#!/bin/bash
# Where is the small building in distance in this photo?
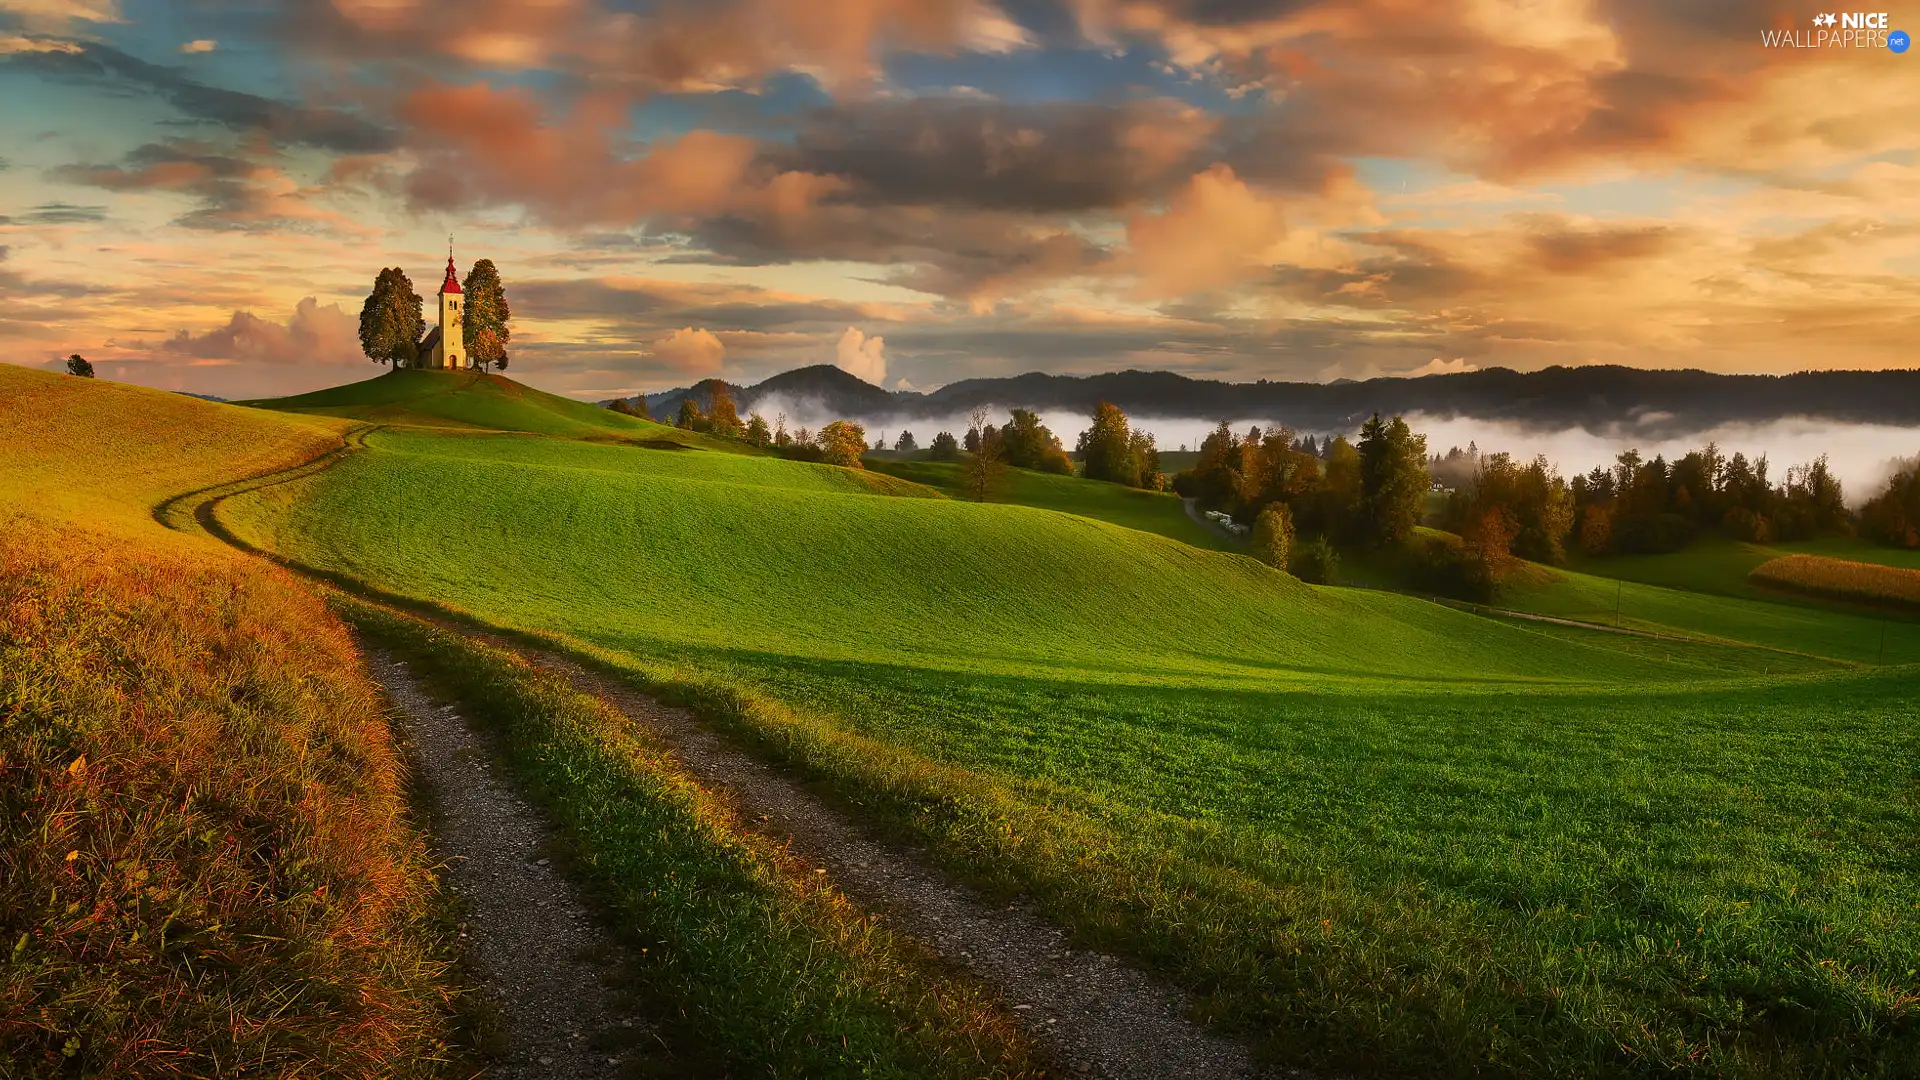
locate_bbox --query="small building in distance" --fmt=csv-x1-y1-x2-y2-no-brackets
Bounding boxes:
416,251,468,369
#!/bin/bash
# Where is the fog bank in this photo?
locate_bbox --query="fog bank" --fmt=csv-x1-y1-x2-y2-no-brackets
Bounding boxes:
743,394,1920,504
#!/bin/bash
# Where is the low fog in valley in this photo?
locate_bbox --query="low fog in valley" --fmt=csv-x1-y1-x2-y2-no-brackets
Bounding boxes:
747,394,1920,506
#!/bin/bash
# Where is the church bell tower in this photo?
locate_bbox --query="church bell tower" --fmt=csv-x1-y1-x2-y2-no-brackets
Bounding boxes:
436,243,465,369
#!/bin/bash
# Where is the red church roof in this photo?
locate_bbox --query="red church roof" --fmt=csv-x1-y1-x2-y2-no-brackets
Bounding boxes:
440,253,462,295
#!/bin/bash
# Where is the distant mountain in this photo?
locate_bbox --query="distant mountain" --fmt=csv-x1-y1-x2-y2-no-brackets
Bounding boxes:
636,364,912,420
611,364,1920,439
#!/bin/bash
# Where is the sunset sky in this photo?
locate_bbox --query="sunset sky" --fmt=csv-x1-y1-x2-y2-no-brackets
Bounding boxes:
2,0,1916,400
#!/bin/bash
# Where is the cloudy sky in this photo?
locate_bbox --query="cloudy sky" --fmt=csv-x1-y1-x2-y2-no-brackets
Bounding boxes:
2,0,1916,400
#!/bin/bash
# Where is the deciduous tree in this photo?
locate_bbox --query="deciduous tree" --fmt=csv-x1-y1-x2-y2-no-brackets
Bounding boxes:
460,258,512,372
744,413,771,447
961,407,1007,501
65,354,94,378
358,267,424,368
818,420,869,468
699,380,740,438
1250,504,1294,570
929,431,960,461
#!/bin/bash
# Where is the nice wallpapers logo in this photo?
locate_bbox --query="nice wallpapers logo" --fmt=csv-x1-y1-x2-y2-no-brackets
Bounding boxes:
1762,11,1911,50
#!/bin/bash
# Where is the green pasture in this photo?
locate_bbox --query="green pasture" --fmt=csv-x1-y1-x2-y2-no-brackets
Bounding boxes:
867,457,1233,550
1502,558,1920,665
222,419,1920,1078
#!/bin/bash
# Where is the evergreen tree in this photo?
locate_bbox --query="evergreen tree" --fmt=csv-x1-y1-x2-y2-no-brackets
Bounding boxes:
358,267,424,368
1356,413,1429,547
460,258,511,371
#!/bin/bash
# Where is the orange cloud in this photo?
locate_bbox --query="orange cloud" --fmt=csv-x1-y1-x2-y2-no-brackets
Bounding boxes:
399,83,843,227
650,327,726,373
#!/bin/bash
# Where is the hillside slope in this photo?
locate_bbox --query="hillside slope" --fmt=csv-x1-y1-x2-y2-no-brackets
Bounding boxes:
1,364,348,537
252,368,737,447
217,416,1920,1078
0,365,454,1076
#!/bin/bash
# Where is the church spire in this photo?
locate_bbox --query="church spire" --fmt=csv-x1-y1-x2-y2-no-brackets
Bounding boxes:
441,237,462,295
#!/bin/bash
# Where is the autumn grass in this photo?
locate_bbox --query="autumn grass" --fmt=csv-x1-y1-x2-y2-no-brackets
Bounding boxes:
0,520,455,1077
0,366,461,1076
223,421,1920,1078
1750,553,1920,613
339,595,1047,1079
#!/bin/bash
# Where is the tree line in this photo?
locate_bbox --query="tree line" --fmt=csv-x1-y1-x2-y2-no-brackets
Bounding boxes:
624,379,873,469
357,261,511,370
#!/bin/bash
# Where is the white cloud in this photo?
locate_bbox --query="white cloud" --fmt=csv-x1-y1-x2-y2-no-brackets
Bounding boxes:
1408,357,1480,377
835,326,886,384
651,327,725,374
179,39,217,53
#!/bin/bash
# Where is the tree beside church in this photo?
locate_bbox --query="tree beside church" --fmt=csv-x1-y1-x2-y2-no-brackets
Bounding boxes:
359,249,511,371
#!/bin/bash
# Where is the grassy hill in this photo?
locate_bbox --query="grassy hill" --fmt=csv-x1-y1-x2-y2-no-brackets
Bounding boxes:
1,364,348,537
218,408,1920,1078
248,367,739,448
0,366,454,1075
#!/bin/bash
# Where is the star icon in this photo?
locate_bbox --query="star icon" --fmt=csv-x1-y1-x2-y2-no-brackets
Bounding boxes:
1813,12,1835,25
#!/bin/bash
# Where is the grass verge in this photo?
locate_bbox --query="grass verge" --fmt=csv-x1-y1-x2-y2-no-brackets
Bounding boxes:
0,519,456,1077
336,594,1047,1079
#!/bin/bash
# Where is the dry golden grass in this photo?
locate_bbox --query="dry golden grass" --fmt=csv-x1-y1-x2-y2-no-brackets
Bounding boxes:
1749,553,1920,613
0,368,456,1076
0,520,456,1076
0,364,348,538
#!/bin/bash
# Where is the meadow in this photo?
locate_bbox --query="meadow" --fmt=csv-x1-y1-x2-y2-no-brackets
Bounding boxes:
1500,557,1920,665
868,456,1234,549
220,385,1920,1079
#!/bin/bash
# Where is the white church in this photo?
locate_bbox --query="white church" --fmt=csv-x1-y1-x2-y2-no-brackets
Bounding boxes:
417,251,468,369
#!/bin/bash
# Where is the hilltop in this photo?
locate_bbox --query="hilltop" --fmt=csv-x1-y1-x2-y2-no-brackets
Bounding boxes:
253,367,734,447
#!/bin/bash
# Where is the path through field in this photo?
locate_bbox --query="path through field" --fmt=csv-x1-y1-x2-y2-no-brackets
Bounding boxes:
364,647,664,1079
178,436,1293,1080
498,643,1289,1080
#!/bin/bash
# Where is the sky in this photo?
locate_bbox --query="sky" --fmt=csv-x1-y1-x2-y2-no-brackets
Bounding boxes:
2,0,1917,401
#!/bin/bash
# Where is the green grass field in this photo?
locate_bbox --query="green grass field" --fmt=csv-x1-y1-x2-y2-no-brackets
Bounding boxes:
220,398,1920,1079
248,368,742,450
867,457,1234,549
1501,554,1920,666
